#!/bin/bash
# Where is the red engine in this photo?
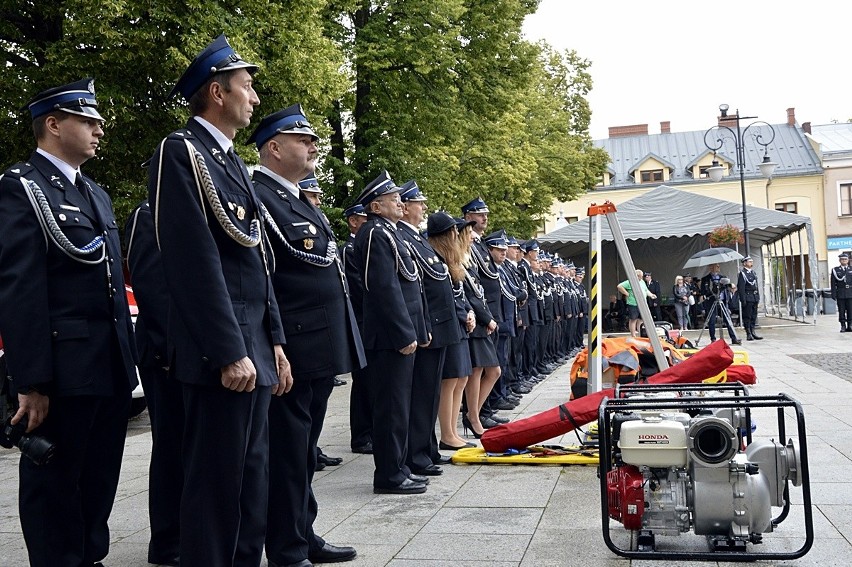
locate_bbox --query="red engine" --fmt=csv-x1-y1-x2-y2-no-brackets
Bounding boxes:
606,464,644,531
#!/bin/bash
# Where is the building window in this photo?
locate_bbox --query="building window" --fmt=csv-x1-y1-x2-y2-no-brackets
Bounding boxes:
640,169,663,183
775,202,797,214
698,165,716,179
565,216,578,224
841,183,852,216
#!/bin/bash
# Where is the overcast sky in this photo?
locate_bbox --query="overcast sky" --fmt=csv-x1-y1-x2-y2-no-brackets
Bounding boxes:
522,0,851,140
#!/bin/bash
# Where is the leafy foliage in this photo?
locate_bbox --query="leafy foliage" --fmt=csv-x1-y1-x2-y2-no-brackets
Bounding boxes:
0,0,607,240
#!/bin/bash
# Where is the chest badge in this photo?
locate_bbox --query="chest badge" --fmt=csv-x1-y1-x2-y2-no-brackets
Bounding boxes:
236,205,246,220
309,224,317,235
303,238,314,250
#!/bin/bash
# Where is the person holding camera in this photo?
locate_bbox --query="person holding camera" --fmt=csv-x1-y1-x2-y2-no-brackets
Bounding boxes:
700,264,741,344
0,79,138,567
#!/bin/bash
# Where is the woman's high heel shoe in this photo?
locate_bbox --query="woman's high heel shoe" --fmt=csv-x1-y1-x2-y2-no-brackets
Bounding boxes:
461,415,483,439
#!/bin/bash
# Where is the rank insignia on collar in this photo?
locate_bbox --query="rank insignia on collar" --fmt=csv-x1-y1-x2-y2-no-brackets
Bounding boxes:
236,205,246,220
11,168,20,174
228,202,235,211
303,238,314,250
309,224,317,235
211,148,225,165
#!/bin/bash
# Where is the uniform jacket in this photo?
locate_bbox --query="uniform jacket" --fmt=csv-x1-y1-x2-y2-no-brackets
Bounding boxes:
341,234,364,325
464,265,494,339
354,214,429,350
0,152,137,395
831,265,852,299
646,279,661,308
518,259,541,324
504,261,529,326
147,118,284,387
253,170,365,380
471,237,503,323
125,201,169,370
737,268,760,303
398,223,461,349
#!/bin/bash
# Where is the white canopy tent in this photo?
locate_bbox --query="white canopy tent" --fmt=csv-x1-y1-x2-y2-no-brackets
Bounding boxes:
539,185,819,323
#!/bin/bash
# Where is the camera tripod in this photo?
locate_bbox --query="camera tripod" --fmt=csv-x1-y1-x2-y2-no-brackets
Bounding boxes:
695,293,739,346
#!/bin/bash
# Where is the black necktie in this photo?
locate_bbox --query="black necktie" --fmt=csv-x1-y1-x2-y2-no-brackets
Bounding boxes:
75,173,91,207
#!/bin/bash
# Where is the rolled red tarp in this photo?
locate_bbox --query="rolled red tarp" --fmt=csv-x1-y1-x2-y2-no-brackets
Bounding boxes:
481,340,752,453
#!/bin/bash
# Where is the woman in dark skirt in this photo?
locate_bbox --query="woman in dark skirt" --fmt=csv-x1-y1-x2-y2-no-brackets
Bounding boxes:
427,213,475,450
457,220,499,438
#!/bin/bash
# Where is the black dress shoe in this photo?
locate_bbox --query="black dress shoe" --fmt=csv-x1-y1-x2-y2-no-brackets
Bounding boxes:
268,560,312,567
374,478,427,494
434,455,452,465
317,453,343,467
412,463,443,476
490,415,509,424
438,440,468,450
309,542,357,563
148,554,179,566
480,415,499,428
731,339,742,345
333,377,347,387
408,473,430,484
351,443,373,454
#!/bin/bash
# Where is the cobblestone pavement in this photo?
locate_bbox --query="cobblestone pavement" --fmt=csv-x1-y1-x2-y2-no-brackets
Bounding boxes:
2,314,852,566
789,352,852,382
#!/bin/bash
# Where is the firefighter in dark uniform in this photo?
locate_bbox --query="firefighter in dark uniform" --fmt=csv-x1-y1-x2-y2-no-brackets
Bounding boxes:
398,180,459,474
125,201,183,566
0,78,138,567
341,204,373,453
147,34,292,567
518,240,543,380
248,105,362,566
737,256,763,340
354,171,430,494
831,252,852,332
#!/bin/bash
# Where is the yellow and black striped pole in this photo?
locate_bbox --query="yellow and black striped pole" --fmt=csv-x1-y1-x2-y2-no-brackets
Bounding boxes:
586,202,614,394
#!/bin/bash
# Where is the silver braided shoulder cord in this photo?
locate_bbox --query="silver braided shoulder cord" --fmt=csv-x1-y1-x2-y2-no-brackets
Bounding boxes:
471,244,499,280
185,141,261,248
20,176,106,264
408,241,448,281
259,203,337,267
384,228,419,282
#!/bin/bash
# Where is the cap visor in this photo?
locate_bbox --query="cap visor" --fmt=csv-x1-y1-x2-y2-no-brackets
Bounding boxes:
62,107,105,121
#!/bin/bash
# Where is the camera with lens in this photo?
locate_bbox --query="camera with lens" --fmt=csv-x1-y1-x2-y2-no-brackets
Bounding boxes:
0,415,56,465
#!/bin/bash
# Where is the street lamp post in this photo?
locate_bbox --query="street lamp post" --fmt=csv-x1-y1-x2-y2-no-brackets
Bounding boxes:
703,104,777,254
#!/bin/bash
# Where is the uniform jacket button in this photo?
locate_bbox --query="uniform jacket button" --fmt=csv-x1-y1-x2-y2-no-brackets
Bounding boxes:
296,324,302,331
202,356,209,363
52,331,59,337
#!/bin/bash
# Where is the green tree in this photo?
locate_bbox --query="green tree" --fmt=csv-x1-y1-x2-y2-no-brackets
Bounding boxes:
0,0,345,224
320,0,607,238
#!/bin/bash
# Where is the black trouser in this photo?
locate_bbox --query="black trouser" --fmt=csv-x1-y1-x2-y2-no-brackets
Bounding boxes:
511,328,525,381
139,364,184,562
407,346,446,471
367,348,415,488
838,295,852,328
741,301,758,331
523,324,540,376
19,392,130,567
180,383,270,567
349,366,372,449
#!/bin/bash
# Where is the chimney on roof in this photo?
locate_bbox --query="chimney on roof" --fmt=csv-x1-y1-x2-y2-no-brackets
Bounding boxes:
787,107,796,126
660,121,671,134
608,124,649,138
802,121,811,134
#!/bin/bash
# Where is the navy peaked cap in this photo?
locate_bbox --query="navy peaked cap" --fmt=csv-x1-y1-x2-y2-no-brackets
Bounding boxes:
484,229,508,249
298,173,322,193
399,180,427,202
170,34,258,100
344,203,367,217
520,239,539,253
461,197,489,215
248,103,318,148
27,78,104,121
355,170,401,206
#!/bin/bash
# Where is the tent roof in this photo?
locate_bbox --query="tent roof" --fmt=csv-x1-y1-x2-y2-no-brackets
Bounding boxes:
539,185,811,249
